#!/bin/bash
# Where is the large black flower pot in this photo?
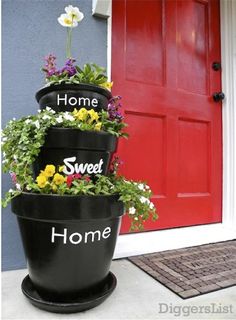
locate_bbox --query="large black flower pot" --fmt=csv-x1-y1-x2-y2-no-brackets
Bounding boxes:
11,193,124,312
35,83,112,112
33,128,118,177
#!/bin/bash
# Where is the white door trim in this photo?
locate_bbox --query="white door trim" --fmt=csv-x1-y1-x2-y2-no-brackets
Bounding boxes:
221,0,236,231
106,0,236,259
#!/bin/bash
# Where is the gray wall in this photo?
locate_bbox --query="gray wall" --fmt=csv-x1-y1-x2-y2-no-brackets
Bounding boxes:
2,0,108,271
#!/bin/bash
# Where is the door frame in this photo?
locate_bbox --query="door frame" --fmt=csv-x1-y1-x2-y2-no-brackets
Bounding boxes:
104,0,236,258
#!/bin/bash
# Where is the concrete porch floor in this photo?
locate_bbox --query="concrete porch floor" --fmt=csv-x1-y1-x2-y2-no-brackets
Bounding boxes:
2,259,236,319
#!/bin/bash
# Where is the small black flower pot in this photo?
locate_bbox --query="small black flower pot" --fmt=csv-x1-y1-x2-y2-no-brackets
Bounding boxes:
11,193,124,311
35,83,112,112
33,128,118,177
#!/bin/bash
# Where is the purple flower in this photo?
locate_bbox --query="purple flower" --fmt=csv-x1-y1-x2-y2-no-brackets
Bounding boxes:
108,96,123,122
43,53,58,77
42,56,78,79
60,58,77,76
109,156,124,174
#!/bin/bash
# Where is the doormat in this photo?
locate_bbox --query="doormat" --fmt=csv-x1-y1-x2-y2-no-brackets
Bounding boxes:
128,240,236,299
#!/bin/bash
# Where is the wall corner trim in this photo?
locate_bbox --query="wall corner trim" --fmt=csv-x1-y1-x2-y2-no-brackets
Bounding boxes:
221,0,236,230
92,0,111,18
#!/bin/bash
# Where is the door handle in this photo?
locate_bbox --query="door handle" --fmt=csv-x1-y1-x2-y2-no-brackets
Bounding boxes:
213,92,225,102
212,62,221,71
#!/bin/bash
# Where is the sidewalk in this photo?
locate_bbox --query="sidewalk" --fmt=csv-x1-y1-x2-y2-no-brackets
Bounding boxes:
2,259,236,319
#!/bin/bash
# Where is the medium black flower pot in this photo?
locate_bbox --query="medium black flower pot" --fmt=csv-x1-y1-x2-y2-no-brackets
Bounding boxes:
35,83,112,112
11,193,124,311
33,128,118,177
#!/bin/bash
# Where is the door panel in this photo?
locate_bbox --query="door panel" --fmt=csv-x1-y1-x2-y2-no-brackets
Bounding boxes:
112,0,222,233
176,0,209,94
125,0,164,85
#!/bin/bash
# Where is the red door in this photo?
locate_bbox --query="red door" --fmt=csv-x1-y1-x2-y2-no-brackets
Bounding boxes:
112,0,222,233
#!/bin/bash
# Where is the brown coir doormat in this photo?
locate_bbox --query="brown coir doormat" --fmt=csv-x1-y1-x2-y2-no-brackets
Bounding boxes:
128,240,236,299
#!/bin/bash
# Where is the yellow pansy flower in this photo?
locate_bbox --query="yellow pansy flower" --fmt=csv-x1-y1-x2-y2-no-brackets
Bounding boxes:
73,108,88,121
72,108,79,117
38,170,47,178
44,165,56,177
36,175,48,188
94,122,102,131
88,109,99,122
100,81,113,91
53,173,66,185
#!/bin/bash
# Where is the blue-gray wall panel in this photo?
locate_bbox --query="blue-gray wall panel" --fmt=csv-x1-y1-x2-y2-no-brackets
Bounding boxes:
2,0,107,271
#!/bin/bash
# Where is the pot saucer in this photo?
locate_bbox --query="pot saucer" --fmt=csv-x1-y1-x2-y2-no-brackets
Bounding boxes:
21,272,117,314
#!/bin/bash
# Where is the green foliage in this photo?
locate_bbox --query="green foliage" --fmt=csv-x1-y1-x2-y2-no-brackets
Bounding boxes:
2,108,158,231
4,171,158,231
46,63,110,87
73,64,108,85
2,107,127,194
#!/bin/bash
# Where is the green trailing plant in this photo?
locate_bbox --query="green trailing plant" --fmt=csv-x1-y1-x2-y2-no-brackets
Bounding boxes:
3,160,157,231
2,107,127,190
2,109,158,231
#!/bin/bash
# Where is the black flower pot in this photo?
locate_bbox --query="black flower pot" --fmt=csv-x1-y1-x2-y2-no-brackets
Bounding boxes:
11,193,124,311
35,83,112,112
33,128,118,177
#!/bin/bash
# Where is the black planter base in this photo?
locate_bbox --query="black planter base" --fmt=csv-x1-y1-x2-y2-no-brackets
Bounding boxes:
21,272,117,314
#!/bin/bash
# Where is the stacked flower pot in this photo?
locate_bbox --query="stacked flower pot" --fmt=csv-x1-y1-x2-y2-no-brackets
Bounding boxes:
11,83,124,313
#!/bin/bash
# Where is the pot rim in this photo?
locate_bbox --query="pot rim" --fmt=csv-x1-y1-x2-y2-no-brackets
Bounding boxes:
35,83,112,102
47,127,114,137
17,191,120,199
11,191,124,221
42,127,118,151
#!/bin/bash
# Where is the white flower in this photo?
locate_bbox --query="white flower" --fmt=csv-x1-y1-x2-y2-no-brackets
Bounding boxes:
46,107,55,114
138,183,145,191
63,113,75,121
145,185,150,190
34,120,40,129
13,155,17,160
149,202,155,210
65,5,84,22
42,115,51,120
8,189,14,193
134,217,139,221
25,119,32,124
12,117,16,121
56,116,63,123
16,183,21,190
2,137,7,142
37,109,41,113
140,196,150,204
58,13,78,28
129,207,136,215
